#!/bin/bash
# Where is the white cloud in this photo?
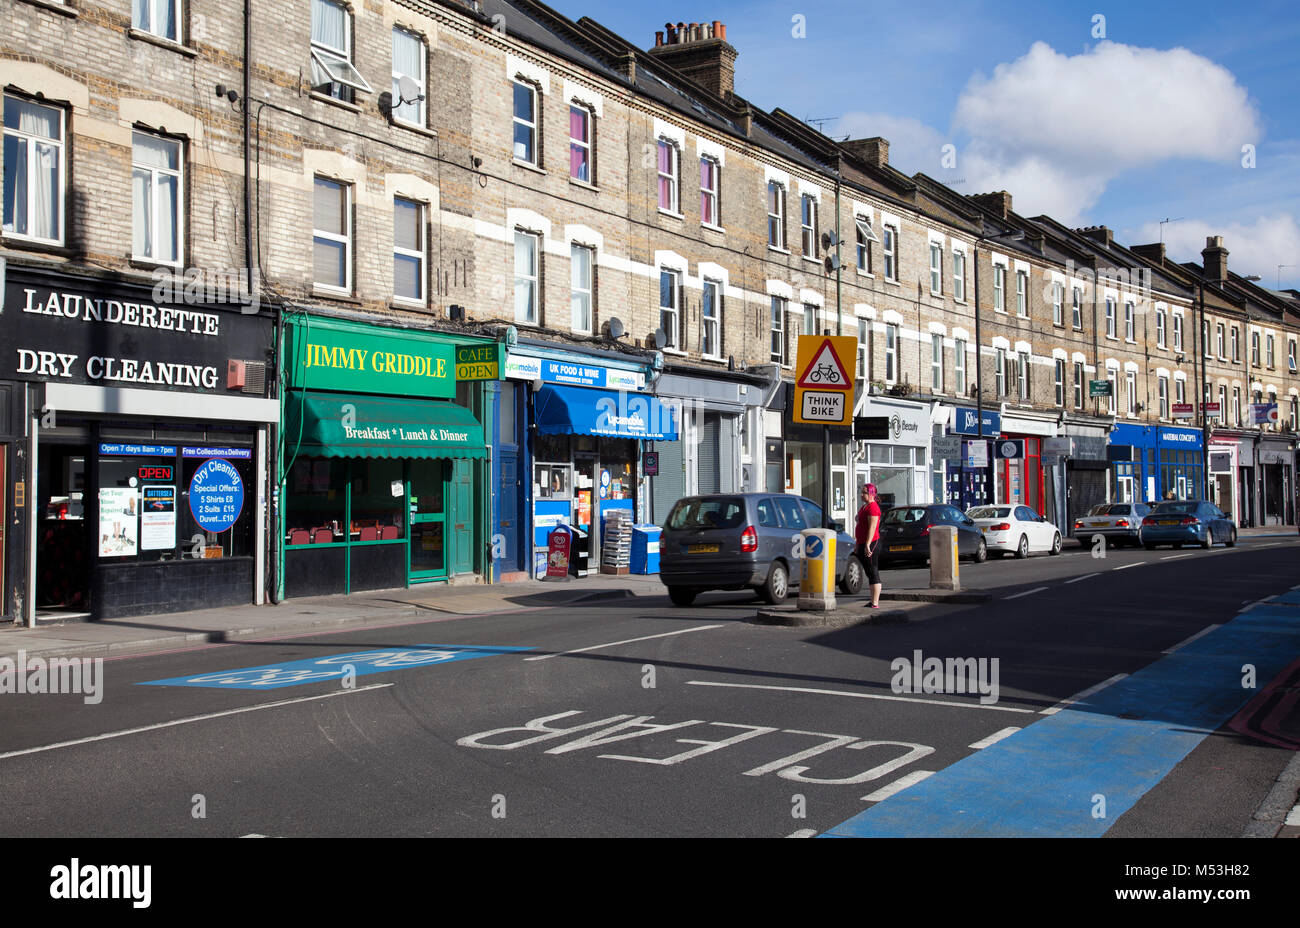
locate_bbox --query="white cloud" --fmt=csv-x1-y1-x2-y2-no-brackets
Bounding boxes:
1133,215,1300,287
946,40,1263,221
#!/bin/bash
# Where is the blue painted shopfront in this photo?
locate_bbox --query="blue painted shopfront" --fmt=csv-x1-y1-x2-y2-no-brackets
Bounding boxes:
490,347,668,581
1107,424,1204,503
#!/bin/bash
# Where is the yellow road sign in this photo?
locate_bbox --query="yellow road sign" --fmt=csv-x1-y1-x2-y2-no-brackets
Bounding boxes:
794,335,856,425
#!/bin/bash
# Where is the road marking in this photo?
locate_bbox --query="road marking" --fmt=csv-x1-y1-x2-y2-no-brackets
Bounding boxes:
787,828,817,838
1160,553,1195,560
1287,804,1300,827
685,680,1035,714
1063,573,1100,585
1163,625,1222,654
141,645,530,689
1113,563,1143,570
0,683,393,760
969,727,1021,749
1004,586,1048,600
861,769,935,802
1039,674,1128,715
524,625,725,662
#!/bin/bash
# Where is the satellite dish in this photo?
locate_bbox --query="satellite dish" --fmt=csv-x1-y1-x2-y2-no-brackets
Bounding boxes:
606,317,626,340
397,75,424,105
651,329,667,350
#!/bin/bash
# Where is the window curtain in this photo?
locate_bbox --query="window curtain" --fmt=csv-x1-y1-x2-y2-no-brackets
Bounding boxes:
133,167,152,258
391,29,422,124
5,100,60,240
312,0,346,51
569,108,588,181
657,142,672,208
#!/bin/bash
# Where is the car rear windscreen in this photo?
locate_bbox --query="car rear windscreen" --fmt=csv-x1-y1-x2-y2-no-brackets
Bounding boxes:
1152,502,1197,514
884,507,928,525
968,507,1011,519
667,497,746,531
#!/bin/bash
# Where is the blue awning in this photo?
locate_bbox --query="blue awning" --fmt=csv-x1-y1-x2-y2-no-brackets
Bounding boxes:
535,385,678,441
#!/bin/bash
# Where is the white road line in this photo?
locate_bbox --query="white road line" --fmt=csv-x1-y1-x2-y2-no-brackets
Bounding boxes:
1113,563,1143,571
786,828,818,838
1039,674,1128,715
969,726,1022,749
1160,553,1195,560
685,680,1036,714
523,624,725,662
1063,573,1101,585
1162,625,1222,654
1286,804,1300,827
0,683,394,761
1004,586,1049,600
861,770,935,802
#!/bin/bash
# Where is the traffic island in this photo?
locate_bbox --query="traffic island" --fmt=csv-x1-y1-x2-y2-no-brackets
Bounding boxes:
881,590,993,604
753,604,911,627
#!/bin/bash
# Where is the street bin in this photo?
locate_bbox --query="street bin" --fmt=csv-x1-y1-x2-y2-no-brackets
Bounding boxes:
630,524,662,574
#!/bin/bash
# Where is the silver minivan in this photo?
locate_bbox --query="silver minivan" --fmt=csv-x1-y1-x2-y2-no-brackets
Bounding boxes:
658,493,864,606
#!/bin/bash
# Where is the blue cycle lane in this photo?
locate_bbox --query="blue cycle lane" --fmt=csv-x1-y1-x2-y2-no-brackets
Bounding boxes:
823,595,1300,838
139,645,532,690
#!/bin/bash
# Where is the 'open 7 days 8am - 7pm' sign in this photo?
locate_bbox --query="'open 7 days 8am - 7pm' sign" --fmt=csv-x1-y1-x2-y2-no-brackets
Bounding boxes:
794,335,857,426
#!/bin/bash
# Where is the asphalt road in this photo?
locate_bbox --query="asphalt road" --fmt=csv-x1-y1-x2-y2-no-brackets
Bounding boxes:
1,534,1296,838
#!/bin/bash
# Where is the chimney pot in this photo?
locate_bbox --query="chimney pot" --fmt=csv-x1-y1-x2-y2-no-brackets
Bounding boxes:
717,22,726,40
646,18,739,97
655,31,663,47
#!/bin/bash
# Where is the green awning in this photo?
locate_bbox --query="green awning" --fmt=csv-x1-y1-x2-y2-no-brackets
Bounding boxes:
284,390,486,459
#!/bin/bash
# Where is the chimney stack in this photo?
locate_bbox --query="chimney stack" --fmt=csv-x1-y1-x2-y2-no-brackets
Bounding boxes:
841,137,889,169
647,20,737,98
1202,235,1229,282
971,191,1013,219
1077,225,1114,249
1130,242,1166,265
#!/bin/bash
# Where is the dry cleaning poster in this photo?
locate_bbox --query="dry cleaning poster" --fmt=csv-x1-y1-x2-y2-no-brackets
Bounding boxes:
141,485,177,550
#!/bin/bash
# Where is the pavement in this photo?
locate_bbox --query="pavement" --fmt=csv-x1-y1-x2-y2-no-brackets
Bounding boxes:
5,525,1296,663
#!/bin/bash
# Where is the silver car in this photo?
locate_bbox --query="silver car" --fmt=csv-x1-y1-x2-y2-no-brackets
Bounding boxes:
1072,502,1152,548
659,493,864,606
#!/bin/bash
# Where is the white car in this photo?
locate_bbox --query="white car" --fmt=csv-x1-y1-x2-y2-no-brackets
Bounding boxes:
966,504,1062,558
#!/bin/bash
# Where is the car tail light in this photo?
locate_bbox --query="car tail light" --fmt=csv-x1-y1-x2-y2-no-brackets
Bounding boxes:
1142,516,1156,526
1073,520,1084,529
740,525,758,552
1181,516,1200,526
1116,519,1129,527
918,526,930,537
991,523,1011,531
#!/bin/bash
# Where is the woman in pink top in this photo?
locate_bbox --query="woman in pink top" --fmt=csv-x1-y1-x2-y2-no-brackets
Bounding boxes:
854,483,883,608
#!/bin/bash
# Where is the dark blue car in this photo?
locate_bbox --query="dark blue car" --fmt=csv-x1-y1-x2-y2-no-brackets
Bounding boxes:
1139,500,1237,550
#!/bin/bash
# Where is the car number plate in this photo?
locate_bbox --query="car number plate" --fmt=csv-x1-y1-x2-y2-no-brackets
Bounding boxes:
889,544,910,552
1091,521,1109,527
688,544,720,553
1158,520,1179,526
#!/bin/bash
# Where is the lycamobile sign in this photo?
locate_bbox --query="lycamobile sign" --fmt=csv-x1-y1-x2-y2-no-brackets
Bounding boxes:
287,319,455,399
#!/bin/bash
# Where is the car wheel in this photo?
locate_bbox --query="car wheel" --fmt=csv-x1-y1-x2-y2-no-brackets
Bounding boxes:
974,538,987,563
1015,534,1029,559
667,586,697,607
838,556,864,595
1226,528,1237,548
1201,532,1212,550
1144,541,1156,551
760,562,789,605
1050,533,1062,556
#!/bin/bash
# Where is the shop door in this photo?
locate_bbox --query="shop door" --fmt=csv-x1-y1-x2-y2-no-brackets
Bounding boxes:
496,450,520,574
574,453,597,572
451,458,473,575
408,459,447,581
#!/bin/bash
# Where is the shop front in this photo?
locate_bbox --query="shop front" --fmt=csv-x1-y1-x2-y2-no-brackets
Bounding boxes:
943,405,998,511
279,316,491,598
995,413,1058,516
2,265,277,623
1257,439,1295,526
1107,423,1204,503
1061,423,1110,524
1207,435,1240,522
502,348,671,579
852,396,932,513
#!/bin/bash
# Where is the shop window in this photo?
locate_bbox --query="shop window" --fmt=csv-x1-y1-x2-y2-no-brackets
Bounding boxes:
286,457,347,542
348,459,406,539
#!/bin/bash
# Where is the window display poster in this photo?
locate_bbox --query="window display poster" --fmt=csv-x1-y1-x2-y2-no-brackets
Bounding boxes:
140,485,177,551
99,487,139,557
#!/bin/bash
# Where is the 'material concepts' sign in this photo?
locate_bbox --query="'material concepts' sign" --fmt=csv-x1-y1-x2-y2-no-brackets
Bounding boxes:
286,318,456,399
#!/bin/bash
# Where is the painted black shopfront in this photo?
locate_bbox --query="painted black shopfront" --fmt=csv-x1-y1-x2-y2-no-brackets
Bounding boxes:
1,264,277,622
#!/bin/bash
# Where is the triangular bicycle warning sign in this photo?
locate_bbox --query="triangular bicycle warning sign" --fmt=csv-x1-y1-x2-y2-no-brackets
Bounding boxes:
797,338,852,390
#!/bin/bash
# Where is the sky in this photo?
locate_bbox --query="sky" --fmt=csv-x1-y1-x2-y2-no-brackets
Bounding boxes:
546,0,1300,290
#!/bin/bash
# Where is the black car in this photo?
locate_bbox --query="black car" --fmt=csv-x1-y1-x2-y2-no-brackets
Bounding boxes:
878,504,988,566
